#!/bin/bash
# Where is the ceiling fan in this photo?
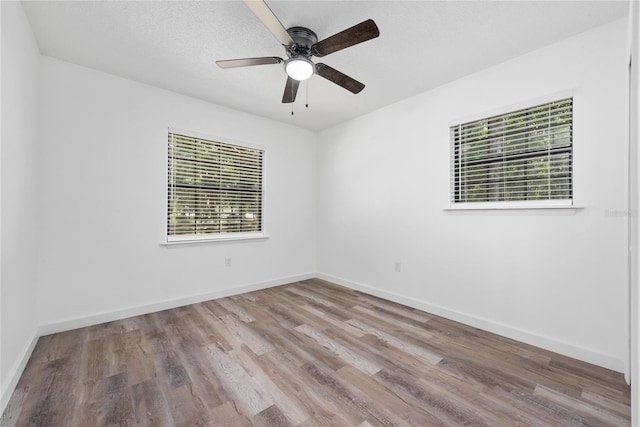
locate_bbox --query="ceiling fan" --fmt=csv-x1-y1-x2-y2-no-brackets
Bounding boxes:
216,0,380,104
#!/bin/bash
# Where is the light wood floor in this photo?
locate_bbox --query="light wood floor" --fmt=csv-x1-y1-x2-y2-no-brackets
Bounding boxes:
1,279,631,426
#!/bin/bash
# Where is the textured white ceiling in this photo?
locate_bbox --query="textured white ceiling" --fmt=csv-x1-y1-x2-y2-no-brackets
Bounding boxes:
22,0,629,131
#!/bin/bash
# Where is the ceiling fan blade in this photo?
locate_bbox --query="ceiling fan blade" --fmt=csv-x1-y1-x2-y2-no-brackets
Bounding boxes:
282,77,300,103
242,0,295,46
315,63,365,94
216,57,283,69
312,19,379,57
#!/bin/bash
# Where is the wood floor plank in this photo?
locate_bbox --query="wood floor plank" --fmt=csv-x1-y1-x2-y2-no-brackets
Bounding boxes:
353,293,432,324
156,347,191,390
351,304,441,343
78,338,111,383
17,356,78,426
249,350,345,425
374,367,488,426
33,328,87,364
167,384,211,426
581,389,632,419
164,309,213,348
204,345,274,417
294,324,381,375
335,365,446,426
82,372,135,427
534,384,630,426
233,345,308,425
203,302,275,356
210,401,254,426
2,279,631,426
299,304,366,339
285,286,337,308
252,321,347,372
0,385,29,427
169,340,229,410
252,404,295,427
121,344,157,386
216,297,257,323
298,362,386,426
346,318,443,365
131,378,175,426
191,303,235,351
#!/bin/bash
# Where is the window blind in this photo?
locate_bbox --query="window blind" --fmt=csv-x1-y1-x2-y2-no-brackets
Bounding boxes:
450,98,573,204
167,132,264,240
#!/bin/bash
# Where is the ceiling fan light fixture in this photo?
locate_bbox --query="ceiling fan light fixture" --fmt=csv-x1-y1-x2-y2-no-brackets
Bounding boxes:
285,57,314,81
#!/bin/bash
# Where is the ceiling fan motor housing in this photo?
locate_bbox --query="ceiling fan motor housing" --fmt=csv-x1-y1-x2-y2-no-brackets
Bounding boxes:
286,26,318,58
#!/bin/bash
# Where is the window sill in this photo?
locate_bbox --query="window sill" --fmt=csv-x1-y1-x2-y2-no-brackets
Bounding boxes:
444,203,583,214
161,233,269,246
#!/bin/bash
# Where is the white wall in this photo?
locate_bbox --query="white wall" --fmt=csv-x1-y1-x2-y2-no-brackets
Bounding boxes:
317,18,629,372
0,1,41,409
36,57,317,330
628,0,639,422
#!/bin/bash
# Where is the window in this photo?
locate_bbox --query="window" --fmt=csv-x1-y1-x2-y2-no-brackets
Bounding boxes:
450,98,573,206
167,132,264,242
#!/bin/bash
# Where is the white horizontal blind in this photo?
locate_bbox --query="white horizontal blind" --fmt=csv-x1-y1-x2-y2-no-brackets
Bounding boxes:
450,98,573,204
167,132,263,239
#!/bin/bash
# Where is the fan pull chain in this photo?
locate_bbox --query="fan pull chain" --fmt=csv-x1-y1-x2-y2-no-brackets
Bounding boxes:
306,80,309,108
291,81,295,115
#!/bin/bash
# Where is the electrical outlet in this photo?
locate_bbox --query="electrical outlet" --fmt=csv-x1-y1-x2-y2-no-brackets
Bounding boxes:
225,257,232,267
394,261,401,273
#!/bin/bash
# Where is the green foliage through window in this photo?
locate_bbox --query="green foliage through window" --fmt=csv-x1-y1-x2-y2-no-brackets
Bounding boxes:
450,98,573,204
167,132,263,238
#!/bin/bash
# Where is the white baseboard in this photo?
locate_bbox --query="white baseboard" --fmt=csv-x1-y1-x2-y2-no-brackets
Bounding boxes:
38,272,314,336
1,328,39,414
316,273,626,373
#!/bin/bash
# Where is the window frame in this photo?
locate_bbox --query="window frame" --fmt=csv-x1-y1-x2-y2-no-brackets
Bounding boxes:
448,94,576,210
164,128,267,244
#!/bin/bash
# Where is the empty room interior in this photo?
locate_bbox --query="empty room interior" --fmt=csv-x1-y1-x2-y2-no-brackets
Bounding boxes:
2,0,639,426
